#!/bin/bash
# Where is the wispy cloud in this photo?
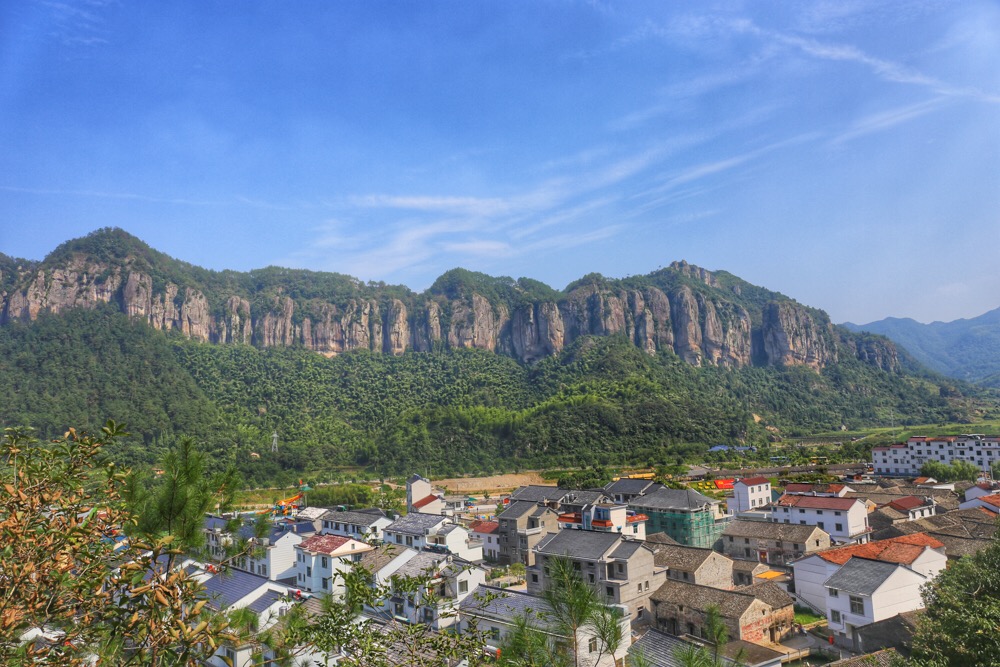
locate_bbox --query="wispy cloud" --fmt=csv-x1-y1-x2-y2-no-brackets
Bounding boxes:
830,97,951,144
0,184,219,206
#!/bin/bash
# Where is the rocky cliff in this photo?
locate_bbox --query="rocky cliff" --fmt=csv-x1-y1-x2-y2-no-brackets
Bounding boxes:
0,231,900,373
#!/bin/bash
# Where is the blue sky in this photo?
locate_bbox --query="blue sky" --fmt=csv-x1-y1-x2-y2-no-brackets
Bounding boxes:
1,1,998,324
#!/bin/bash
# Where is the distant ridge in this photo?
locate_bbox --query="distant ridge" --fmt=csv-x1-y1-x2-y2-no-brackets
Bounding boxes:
843,307,1000,386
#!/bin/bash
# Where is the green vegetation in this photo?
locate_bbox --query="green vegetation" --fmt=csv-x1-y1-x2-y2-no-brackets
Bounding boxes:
0,300,993,484
919,459,983,483
793,606,825,626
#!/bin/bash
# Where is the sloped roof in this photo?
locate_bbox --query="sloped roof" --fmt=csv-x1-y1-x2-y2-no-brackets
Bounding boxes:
200,568,271,611
737,477,770,486
509,485,565,503
646,531,680,545
650,544,726,571
734,582,793,609
497,500,542,520
887,496,928,512
651,580,767,618
298,533,354,554
827,649,899,667
385,512,447,535
974,494,1000,511
814,533,943,566
459,585,555,628
535,530,621,560
245,589,285,614
775,495,859,510
605,478,662,495
469,520,499,535
823,558,922,596
630,487,718,511
320,508,389,526
723,519,826,542
357,544,409,574
412,494,441,509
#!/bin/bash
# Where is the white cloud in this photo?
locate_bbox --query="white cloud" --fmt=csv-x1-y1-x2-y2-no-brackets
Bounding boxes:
830,97,950,144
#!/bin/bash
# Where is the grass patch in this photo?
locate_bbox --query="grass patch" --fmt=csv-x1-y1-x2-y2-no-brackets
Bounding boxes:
793,606,825,625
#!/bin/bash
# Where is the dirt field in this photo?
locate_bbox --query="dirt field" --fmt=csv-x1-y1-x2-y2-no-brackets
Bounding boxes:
430,471,550,495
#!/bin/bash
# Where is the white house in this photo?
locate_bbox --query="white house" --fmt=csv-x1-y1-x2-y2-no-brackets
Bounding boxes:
460,585,631,667
470,520,500,562
556,502,647,540
823,557,928,651
959,493,1000,515
378,551,486,629
772,495,870,544
406,474,445,515
293,533,374,596
383,512,483,562
203,516,315,581
791,533,946,613
320,508,394,542
731,477,772,513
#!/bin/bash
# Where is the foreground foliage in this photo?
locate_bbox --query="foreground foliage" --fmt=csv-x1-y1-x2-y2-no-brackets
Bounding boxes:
0,424,229,666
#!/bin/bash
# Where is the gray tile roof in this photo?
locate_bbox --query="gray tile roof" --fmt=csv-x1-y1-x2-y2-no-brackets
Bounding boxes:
722,519,825,542
392,551,446,578
497,501,540,520
320,508,389,526
509,485,565,503
827,649,899,667
646,532,680,546
559,490,608,506
237,519,314,543
458,585,554,628
385,512,447,536
651,580,766,618
610,539,647,561
823,558,915,596
629,488,718,512
605,478,662,496
246,589,284,614
200,568,271,611
534,530,622,560
649,544,723,571
629,629,747,667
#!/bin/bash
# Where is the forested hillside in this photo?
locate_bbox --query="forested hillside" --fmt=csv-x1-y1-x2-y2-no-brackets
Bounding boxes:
0,306,982,486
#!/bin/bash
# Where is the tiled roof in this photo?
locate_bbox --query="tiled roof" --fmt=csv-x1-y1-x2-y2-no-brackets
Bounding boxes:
559,489,609,506
731,559,768,573
295,507,328,521
469,520,499,535
827,649,899,667
775,495,859,510
652,580,766,618
497,501,541,520
320,508,389,526
609,540,646,560
722,519,826,542
385,512,447,535
887,496,927,511
649,544,724,570
200,568,271,611
245,589,285,614
823,558,920,596
412,494,440,509
629,487,718,511
604,478,662,495
509,485,565,503
814,533,943,566
737,477,769,486
734,581,793,609
393,551,447,579
975,494,1000,510
645,532,680,545
298,533,353,554
535,530,622,560
357,544,409,574
459,585,554,627
629,630,741,667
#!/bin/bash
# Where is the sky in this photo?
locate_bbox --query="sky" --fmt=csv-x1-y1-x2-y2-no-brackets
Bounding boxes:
1,1,998,325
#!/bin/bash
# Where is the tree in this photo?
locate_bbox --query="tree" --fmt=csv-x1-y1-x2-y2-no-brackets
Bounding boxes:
0,424,232,666
125,436,241,550
908,530,1000,666
499,557,624,667
672,606,741,667
920,459,982,483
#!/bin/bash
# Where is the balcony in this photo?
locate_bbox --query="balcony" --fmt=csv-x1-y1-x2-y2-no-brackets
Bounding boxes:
557,512,582,524
517,525,544,537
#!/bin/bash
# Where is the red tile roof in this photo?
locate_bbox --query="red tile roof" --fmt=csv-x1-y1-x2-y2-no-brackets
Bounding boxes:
412,494,440,509
298,534,352,554
775,495,859,510
887,496,926,512
976,495,1000,511
816,533,945,565
470,520,499,534
913,477,935,485
738,477,770,486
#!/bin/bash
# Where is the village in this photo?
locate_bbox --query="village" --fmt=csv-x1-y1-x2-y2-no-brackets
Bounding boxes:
137,434,999,666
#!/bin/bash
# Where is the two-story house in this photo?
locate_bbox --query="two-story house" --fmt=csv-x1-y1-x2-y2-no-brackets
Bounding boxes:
293,533,374,596
731,477,772,513
203,516,315,581
320,507,393,542
470,520,500,562
497,501,559,566
721,520,831,565
528,530,665,622
383,512,483,561
791,533,945,614
557,502,648,540
603,478,665,504
648,543,734,589
772,495,870,544
823,557,929,651
378,551,485,629
406,474,445,515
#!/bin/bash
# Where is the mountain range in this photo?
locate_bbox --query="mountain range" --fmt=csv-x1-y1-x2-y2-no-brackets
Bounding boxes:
0,228,986,481
844,309,1000,388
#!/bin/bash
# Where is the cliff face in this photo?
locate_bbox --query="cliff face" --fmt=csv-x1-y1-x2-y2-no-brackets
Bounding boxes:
0,247,899,373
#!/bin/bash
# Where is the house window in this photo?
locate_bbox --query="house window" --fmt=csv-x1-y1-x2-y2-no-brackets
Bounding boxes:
835,523,843,532
224,647,236,661
306,566,312,577
728,536,733,543
531,574,539,583
321,557,328,568
850,596,864,615
606,586,614,598
459,580,469,594
817,522,824,530
589,638,598,653
829,588,838,597
831,610,841,624
322,577,329,590
637,584,642,593
645,581,650,591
